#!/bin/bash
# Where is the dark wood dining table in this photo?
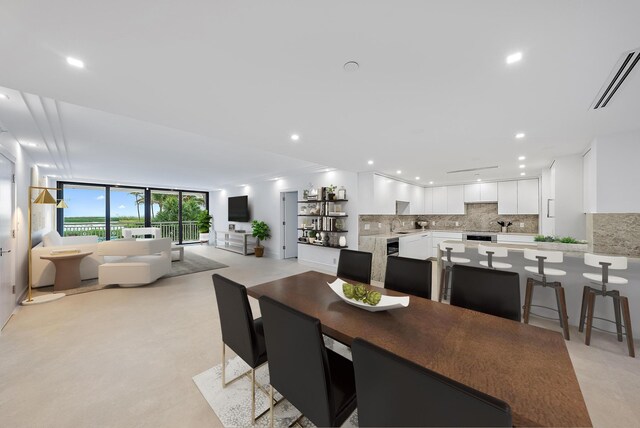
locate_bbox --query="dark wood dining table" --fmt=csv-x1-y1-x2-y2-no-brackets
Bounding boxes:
247,270,592,427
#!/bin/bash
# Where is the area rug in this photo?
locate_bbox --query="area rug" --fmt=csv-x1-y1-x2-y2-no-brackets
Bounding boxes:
165,253,227,278
193,338,358,427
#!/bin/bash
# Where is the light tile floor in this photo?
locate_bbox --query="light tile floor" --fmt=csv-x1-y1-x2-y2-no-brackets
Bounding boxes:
0,245,638,427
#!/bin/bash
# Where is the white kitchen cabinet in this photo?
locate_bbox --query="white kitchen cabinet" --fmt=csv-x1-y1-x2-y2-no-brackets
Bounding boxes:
498,181,518,214
424,187,433,214
399,233,431,259
432,187,447,214
517,179,539,214
480,182,498,201
464,184,481,203
446,185,465,214
410,184,424,214
431,232,463,256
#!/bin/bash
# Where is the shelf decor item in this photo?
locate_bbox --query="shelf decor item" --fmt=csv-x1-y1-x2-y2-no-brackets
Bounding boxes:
251,220,271,257
327,184,337,201
338,186,346,200
327,278,409,312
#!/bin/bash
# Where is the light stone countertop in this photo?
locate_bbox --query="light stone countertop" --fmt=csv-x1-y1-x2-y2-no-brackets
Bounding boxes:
360,229,539,240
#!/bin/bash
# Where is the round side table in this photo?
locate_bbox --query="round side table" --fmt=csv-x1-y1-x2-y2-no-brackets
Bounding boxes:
40,251,93,292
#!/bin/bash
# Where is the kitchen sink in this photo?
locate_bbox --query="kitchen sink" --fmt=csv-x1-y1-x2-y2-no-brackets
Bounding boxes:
395,231,411,234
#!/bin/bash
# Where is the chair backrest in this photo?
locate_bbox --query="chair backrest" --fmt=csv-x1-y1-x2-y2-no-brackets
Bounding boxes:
337,249,372,284
439,241,466,253
478,244,508,258
211,274,262,367
258,296,335,427
524,248,563,263
584,253,627,270
450,265,521,321
384,256,432,299
351,338,512,427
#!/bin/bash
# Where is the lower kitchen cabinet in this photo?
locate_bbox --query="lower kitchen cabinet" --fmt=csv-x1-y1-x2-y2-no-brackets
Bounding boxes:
399,233,432,259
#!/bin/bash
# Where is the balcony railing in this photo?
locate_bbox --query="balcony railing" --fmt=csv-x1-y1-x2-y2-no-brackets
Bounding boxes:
63,221,201,243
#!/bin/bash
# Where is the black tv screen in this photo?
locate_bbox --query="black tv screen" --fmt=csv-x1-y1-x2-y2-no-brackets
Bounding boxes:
228,196,250,222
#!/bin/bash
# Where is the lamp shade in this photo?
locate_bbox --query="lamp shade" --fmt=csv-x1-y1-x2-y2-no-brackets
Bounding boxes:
33,189,57,204
56,200,69,209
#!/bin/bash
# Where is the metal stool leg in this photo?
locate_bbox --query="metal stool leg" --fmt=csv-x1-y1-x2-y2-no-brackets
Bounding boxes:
523,277,534,324
555,284,570,340
438,267,446,302
611,290,624,342
620,296,635,358
585,290,596,346
579,285,590,333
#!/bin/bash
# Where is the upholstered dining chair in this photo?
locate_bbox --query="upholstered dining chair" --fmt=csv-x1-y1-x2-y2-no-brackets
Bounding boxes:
351,338,513,427
212,274,277,423
337,249,372,284
259,296,357,427
384,256,432,299
450,265,522,322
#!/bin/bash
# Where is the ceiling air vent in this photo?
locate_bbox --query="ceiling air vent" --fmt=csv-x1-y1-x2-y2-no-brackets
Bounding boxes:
591,48,640,109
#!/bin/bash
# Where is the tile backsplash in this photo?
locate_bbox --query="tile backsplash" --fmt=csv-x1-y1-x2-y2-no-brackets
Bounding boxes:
359,203,539,235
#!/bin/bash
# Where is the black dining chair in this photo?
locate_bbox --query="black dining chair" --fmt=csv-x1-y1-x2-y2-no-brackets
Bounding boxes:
212,274,276,422
450,265,522,322
337,249,372,284
385,256,432,299
258,296,357,427
351,338,512,427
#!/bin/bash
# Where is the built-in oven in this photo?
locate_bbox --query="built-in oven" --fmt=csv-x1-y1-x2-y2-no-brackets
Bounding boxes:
386,237,399,256
464,233,497,242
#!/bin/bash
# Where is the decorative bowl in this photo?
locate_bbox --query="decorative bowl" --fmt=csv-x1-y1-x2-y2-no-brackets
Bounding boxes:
327,278,409,312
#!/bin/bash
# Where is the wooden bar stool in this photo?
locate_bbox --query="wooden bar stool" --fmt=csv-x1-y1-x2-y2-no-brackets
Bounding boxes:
438,241,470,302
478,244,512,270
579,253,635,358
522,249,570,340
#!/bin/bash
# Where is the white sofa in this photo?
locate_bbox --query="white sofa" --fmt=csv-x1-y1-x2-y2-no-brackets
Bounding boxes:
31,231,103,288
121,227,161,239
97,238,171,287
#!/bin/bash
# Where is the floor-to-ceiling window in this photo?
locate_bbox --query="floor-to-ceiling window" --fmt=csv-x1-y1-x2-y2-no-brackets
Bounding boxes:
58,182,208,244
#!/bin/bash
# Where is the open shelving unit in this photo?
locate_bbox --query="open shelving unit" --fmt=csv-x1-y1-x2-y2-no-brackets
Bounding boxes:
297,198,349,249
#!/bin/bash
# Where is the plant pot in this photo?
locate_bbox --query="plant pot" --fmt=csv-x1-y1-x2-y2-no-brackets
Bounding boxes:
255,246,265,257
328,193,336,201
199,232,210,243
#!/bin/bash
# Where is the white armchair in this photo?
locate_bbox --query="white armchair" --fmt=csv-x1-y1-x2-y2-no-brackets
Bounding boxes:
31,231,103,287
97,238,171,287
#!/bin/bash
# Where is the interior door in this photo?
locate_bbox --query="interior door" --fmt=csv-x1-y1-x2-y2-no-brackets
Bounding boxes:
0,154,16,329
282,191,298,259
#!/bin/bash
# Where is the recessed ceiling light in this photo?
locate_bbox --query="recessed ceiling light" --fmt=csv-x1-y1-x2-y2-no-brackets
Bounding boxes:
37,163,52,168
515,133,525,139
20,141,38,147
271,177,281,181
415,176,420,180
476,178,482,182
520,172,526,176
396,170,402,174
367,160,374,165
0,93,9,100
429,181,434,185
506,52,523,64
519,164,526,169
66,56,85,68
290,134,300,141
518,155,526,161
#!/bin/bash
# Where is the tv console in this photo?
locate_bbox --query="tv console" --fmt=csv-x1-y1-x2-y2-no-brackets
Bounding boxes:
215,230,256,256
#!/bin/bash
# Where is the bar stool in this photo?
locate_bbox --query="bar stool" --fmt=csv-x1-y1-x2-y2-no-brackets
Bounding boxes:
522,249,570,340
438,241,470,302
478,244,512,270
579,253,635,358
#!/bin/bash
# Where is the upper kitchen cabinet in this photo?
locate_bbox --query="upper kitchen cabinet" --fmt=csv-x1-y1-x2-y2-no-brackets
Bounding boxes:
463,182,498,203
364,173,427,214
424,187,433,214
432,186,447,214
447,185,465,214
498,179,539,214
517,179,539,214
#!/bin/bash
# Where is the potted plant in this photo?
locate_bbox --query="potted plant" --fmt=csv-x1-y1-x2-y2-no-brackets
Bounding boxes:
197,210,213,243
308,230,317,244
251,220,271,257
327,184,337,201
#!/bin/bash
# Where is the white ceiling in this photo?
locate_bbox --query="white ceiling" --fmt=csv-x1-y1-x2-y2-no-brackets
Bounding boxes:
1,0,640,188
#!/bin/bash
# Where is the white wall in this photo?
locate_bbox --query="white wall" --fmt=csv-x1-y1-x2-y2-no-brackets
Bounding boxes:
554,155,585,239
209,170,358,268
0,133,37,304
590,130,640,213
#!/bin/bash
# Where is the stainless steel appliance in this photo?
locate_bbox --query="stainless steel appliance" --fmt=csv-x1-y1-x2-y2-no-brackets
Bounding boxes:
463,233,497,242
386,237,399,256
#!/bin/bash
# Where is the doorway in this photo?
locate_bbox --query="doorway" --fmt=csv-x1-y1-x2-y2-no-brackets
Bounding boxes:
281,191,298,259
0,153,16,329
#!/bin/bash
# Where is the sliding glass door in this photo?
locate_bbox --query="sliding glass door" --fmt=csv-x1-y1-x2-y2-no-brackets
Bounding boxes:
61,184,108,240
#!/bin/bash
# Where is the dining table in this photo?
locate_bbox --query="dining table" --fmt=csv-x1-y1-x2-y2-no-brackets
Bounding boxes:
247,270,592,427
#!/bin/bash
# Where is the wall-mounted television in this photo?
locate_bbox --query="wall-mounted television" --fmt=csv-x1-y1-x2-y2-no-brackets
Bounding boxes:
228,195,250,222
